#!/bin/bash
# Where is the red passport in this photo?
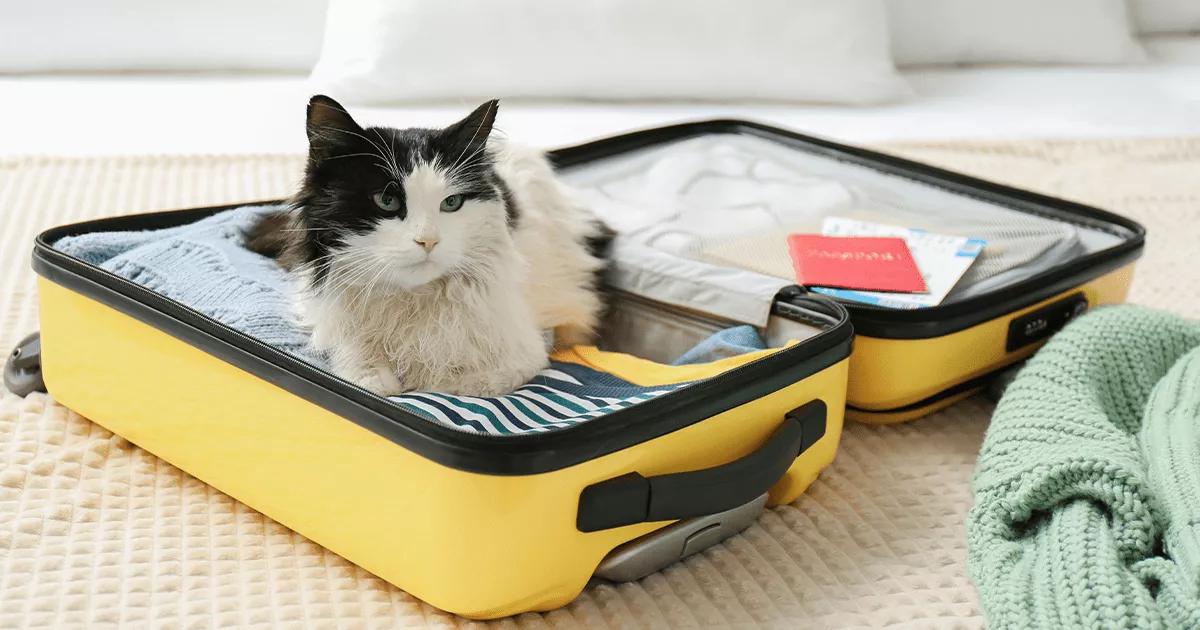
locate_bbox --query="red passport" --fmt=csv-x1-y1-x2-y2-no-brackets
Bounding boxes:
787,234,927,293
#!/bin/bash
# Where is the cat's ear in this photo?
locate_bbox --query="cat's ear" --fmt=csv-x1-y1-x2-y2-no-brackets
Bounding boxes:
439,99,499,158
306,95,362,145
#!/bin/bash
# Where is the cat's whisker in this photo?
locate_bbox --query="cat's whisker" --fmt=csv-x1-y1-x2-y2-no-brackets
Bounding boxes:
446,153,494,190
323,126,402,180
366,129,398,181
294,252,343,273
307,250,378,287
324,152,381,161
449,100,498,172
379,128,403,181
310,247,374,265
452,142,489,169
360,257,394,302
318,120,387,154
301,251,377,280
323,260,381,304
323,248,379,274
340,268,387,307
447,143,491,182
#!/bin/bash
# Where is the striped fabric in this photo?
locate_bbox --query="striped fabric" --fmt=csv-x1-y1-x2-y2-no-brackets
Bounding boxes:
390,361,685,435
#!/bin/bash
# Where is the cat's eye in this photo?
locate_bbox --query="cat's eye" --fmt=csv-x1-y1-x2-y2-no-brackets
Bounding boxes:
372,187,402,213
440,194,465,213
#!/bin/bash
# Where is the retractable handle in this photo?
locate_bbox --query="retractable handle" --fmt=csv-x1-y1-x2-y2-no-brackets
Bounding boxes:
577,400,827,532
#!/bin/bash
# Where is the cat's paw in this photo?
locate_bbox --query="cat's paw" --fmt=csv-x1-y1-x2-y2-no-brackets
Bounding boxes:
448,356,547,397
350,364,405,396
553,323,597,348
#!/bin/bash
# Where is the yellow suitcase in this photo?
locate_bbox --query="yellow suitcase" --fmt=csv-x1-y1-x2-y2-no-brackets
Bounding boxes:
8,120,1142,618
21,215,851,619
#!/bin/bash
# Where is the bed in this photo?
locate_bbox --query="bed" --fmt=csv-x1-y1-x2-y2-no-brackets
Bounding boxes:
1,37,1198,629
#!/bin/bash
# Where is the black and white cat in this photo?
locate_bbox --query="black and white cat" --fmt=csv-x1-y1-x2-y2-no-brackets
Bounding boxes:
250,96,607,396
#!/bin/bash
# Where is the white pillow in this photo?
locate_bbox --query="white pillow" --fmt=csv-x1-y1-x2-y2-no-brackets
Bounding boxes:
0,0,327,73
888,0,1146,66
310,0,909,104
1132,0,1200,34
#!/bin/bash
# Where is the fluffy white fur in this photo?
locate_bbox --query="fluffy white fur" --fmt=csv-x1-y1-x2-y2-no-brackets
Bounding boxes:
300,139,603,396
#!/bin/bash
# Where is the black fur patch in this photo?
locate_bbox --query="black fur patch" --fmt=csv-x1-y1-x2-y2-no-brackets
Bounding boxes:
584,220,616,318
494,174,520,228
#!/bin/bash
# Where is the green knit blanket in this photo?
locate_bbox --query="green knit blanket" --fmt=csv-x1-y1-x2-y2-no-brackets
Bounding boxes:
969,306,1200,629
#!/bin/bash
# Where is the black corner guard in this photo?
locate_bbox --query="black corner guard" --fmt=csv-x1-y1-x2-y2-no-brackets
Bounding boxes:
576,400,827,532
5,331,47,397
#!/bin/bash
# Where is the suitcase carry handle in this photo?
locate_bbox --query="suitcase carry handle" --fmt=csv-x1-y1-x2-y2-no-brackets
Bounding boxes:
576,400,827,532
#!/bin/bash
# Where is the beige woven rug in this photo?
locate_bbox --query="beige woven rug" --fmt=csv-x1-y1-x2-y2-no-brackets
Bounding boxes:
2,138,1198,629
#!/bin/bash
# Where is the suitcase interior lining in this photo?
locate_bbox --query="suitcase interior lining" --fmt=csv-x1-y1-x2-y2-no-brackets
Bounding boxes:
560,132,1129,311
600,288,825,365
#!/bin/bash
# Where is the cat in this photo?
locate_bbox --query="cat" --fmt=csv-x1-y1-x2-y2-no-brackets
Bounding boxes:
248,95,608,396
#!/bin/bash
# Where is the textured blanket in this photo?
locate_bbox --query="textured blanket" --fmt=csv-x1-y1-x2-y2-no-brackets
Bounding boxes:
3,138,1198,628
52,206,771,435
969,306,1200,629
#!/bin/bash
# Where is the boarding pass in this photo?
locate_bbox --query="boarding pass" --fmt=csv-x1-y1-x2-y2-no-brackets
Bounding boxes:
810,217,986,309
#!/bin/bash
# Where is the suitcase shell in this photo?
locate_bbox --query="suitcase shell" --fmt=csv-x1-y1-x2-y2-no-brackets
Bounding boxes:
549,121,1144,423
22,119,1144,617
31,202,852,619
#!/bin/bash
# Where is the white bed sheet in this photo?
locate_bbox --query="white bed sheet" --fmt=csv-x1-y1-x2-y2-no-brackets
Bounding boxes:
1,37,1197,156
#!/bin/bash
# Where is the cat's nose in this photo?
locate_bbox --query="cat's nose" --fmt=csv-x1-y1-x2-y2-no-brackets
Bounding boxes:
414,237,438,252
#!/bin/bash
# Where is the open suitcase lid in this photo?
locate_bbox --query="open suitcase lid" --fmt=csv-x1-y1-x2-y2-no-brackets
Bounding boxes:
549,120,1145,339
